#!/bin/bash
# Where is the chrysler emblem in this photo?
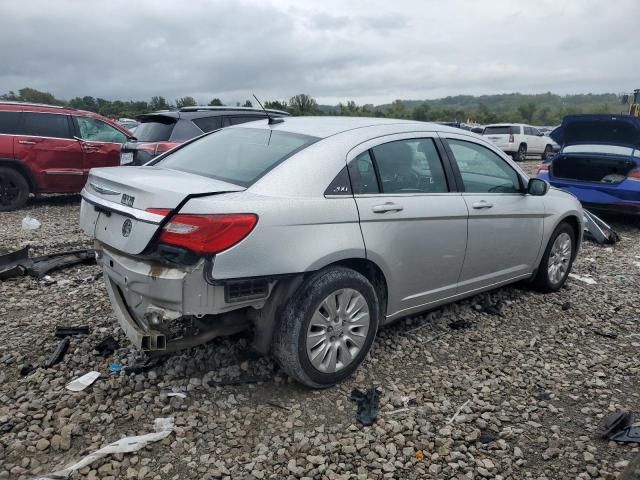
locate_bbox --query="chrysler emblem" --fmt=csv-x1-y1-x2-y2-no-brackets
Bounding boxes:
122,219,132,237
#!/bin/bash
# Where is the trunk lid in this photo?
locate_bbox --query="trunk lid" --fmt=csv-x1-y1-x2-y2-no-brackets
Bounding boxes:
551,114,640,148
80,166,245,255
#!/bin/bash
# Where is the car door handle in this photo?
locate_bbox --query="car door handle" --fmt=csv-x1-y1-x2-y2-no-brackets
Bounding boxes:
18,140,37,145
472,201,493,209
372,202,404,213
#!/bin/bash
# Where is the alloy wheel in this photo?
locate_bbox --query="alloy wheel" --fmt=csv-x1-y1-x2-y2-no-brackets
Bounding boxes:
0,176,20,207
305,288,370,373
547,232,572,285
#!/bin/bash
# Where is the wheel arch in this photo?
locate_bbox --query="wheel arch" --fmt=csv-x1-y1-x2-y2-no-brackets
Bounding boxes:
558,214,582,259
0,159,36,191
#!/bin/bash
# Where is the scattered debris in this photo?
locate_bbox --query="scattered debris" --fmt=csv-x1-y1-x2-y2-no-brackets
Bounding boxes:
42,337,70,368
350,385,380,426
166,392,187,399
265,401,291,411
66,371,101,392
21,216,41,231
415,450,425,460
447,399,471,424
109,362,123,373
448,319,472,330
94,336,120,357
126,355,166,375
615,274,627,281
534,391,552,401
561,302,571,311
35,417,175,479
55,325,90,338
568,273,597,285
1,420,16,433
386,407,410,415
479,430,497,444
596,412,640,443
0,246,96,280
208,375,270,386
19,363,34,376
483,300,504,316
583,209,620,245
593,329,618,339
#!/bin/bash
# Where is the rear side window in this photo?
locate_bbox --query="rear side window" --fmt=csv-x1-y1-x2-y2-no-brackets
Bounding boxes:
222,115,266,127
192,116,222,133
0,111,20,134
155,128,318,187
348,151,379,194
483,126,518,135
21,112,71,138
134,118,176,142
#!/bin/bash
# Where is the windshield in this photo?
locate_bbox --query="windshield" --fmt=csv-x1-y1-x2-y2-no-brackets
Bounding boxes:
154,128,318,187
483,126,515,135
134,118,176,142
564,144,639,157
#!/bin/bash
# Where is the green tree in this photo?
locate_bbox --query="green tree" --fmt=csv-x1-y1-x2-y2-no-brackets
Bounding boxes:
517,102,537,123
175,96,197,108
208,98,224,106
411,103,430,121
288,94,318,116
18,87,59,105
264,100,289,112
150,96,170,110
242,100,253,108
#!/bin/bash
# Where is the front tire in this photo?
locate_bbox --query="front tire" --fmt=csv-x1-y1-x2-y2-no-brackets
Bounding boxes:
513,144,527,162
532,222,575,293
542,145,553,160
272,266,380,388
0,167,30,212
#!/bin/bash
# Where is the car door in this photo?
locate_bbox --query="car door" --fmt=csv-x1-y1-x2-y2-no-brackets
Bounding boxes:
530,127,546,153
13,111,85,192
73,116,127,173
524,126,540,154
349,134,468,320
441,133,544,293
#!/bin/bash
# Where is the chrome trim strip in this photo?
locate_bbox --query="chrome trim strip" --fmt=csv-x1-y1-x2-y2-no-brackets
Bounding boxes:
81,189,164,224
90,182,120,195
45,170,85,176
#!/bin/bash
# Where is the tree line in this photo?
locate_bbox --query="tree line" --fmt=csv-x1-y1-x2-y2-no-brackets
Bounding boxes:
0,87,630,125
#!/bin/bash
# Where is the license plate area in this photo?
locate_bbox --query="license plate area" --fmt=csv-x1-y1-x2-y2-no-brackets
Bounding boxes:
120,152,134,165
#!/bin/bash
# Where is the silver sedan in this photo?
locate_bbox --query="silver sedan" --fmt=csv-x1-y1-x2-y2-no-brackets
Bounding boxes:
79,117,583,387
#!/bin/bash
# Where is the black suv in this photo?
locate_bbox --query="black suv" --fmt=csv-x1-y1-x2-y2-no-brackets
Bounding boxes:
120,106,289,165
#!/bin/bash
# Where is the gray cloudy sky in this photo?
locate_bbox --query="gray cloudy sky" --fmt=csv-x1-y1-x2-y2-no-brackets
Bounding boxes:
1,0,638,105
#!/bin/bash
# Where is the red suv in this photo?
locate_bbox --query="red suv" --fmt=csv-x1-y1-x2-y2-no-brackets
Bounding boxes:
0,102,132,211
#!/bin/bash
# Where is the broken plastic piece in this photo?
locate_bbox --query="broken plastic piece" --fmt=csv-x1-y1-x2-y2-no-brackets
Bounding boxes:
561,302,571,311
583,210,619,245
207,375,269,386
109,362,123,373
19,363,34,376
21,216,41,230
596,412,640,443
448,319,472,330
350,385,380,426
166,392,187,399
94,336,120,357
35,417,174,479
1,420,15,433
479,430,497,444
568,273,597,285
483,300,504,316
55,326,90,338
42,337,70,368
0,246,96,280
66,371,101,392
126,355,166,375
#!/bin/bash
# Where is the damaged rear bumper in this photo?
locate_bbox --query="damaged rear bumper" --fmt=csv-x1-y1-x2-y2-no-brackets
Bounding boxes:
98,244,274,351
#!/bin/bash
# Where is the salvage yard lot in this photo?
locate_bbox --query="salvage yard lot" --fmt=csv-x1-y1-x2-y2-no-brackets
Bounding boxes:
1,160,639,479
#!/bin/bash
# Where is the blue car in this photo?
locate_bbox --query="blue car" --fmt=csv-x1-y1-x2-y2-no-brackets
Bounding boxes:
537,114,640,215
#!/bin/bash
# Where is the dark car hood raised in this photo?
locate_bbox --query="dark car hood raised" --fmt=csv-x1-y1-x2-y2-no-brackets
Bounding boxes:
551,114,640,148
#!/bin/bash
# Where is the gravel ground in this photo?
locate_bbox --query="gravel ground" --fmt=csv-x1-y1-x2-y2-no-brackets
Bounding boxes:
1,160,639,479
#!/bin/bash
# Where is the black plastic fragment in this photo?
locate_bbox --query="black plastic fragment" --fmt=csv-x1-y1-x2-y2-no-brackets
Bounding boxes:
483,301,504,316
19,363,35,376
0,420,15,433
593,330,618,339
42,337,70,368
534,391,552,401
94,336,120,357
208,376,270,386
583,209,619,245
55,326,90,338
350,385,380,426
479,430,497,444
126,355,166,375
448,319,472,330
561,302,571,311
0,246,96,280
596,412,640,443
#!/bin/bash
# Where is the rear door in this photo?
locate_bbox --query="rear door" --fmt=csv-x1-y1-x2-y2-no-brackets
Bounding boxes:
524,126,541,153
72,116,127,173
350,134,468,318
442,134,544,292
0,110,20,160
13,111,84,192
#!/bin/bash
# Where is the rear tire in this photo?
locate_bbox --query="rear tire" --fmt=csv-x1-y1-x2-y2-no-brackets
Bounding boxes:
532,222,575,293
272,266,380,388
513,144,527,162
542,145,553,160
0,167,29,212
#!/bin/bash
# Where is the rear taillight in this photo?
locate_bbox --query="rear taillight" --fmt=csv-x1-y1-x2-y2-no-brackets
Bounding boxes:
154,142,180,155
537,163,549,174
137,143,158,155
628,168,640,182
508,134,514,143
146,210,258,255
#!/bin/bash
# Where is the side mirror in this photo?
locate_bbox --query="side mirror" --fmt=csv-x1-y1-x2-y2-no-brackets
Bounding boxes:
527,178,549,196
537,131,545,136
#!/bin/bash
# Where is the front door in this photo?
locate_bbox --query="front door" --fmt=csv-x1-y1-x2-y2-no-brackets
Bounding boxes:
13,112,85,192
442,134,545,292
73,116,128,174
349,134,468,319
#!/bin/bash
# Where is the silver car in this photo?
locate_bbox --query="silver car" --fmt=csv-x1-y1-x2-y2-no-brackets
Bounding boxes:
79,117,583,387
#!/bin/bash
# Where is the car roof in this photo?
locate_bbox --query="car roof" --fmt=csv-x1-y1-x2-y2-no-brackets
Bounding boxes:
138,106,290,121
484,123,530,127
226,116,461,139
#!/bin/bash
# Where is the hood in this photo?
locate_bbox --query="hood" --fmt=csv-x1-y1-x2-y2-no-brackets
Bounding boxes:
551,114,640,148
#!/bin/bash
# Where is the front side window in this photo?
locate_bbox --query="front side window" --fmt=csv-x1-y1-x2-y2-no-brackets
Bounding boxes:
371,138,448,194
21,112,71,139
76,117,127,143
155,128,317,187
447,139,521,193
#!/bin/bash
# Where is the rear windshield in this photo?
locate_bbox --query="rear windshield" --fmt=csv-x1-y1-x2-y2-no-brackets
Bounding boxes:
134,117,176,142
483,126,517,135
154,128,318,187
